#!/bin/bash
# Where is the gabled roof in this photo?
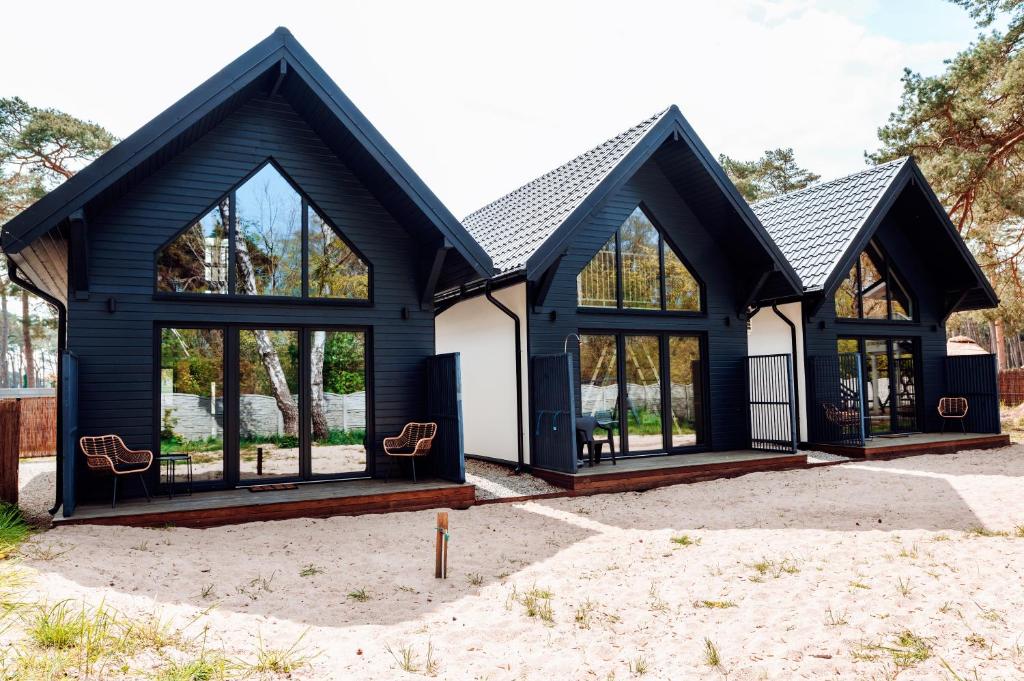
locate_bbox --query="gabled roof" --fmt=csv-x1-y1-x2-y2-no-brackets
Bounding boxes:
751,158,909,291
752,157,998,311
1,27,493,278
464,110,666,274
460,107,802,299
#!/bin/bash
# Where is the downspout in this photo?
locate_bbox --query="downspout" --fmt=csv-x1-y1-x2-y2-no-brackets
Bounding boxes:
771,303,801,441
484,282,525,472
7,258,66,515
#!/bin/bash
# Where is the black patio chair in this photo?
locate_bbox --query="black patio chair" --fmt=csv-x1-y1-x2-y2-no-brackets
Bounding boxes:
576,416,616,467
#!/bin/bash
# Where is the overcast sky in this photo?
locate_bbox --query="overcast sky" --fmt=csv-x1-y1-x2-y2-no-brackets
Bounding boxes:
3,0,981,217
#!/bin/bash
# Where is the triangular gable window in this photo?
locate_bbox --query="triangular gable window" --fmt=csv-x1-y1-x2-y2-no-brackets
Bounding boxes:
577,205,702,312
834,239,912,320
157,161,370,300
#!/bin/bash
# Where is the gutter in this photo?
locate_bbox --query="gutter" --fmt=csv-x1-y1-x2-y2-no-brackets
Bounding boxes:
771,303,801,440
7,258,66,516
483,282,525,472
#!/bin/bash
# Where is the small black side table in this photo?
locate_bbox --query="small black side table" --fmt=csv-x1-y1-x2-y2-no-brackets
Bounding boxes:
158,453,193,499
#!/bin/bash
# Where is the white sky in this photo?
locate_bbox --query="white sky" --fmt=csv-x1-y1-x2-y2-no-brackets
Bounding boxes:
2,0,980,218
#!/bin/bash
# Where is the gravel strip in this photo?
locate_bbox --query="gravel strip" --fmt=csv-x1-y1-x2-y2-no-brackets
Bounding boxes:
465,458,561,500
803,450,852,464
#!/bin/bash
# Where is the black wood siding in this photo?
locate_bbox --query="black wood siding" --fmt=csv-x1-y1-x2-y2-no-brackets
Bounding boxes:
528,159,750,451
68,94,440,495
803,187,950,433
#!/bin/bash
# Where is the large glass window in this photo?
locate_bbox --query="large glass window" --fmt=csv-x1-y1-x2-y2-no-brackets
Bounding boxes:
624,335,662,452
310,330,368,476
834,240,913,321
160,328,225,482
577,206,702,312
156,161,369,301
235,165,303,297
579,334,621,452
668,336,705,447
838,336,918,435
238,329,300,481
156,205,229,293
579,332,706,455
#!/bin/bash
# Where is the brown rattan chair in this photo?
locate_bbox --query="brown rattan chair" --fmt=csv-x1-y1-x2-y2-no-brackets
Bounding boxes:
824,402,860,428
80,435,153,507
938,397,969,433
383,422,437,482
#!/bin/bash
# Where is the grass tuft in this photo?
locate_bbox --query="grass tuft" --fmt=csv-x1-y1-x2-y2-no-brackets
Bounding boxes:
670,534,701,547
702,638,722,668
299,564,324,578
0,503,30,559
347,588,371,602
693,599,737,609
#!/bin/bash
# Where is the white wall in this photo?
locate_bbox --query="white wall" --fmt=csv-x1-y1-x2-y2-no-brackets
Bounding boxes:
436,283,530,464
748,302,808,442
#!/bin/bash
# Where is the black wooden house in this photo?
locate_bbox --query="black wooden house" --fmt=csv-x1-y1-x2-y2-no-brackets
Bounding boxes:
435,107,804,477
2,29,491,518
748,157,1003,452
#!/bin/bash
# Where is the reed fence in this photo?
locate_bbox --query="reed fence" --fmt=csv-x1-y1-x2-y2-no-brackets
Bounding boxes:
0,396,56,457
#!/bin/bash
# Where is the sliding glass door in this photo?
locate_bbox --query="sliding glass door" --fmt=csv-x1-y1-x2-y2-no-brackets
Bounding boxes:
158,324,369,488
579,332,707,456
237,328,301,482
309,329,368,478
160,327,226,484
837,336,918,435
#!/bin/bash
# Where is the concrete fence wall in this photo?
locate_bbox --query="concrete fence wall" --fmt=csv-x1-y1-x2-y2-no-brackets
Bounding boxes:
161,391,366,441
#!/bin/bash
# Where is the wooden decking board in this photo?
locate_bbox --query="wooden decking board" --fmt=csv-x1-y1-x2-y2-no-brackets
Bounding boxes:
55,479,475,528
532,451,808,494
811,433,1010,460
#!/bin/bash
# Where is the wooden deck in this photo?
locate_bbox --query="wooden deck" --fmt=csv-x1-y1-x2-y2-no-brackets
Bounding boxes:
531,450,807,494
53,478,476,528
811,432,1010,460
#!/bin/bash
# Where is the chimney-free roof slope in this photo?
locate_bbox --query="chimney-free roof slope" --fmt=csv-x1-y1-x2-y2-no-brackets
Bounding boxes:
460,106,802,300
751,157,997,311
1,27,493,278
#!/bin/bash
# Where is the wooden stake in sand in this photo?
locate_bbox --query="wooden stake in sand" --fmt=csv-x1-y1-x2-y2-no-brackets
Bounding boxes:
435,512,449,579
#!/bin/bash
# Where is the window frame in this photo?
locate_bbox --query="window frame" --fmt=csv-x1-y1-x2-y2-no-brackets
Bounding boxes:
154,158,373,306
576,329,711,456
577,203,706,316
834,239,915,322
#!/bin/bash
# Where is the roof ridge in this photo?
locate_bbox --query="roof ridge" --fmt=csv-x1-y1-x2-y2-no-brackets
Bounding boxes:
463,108,670,223
752,156,910,209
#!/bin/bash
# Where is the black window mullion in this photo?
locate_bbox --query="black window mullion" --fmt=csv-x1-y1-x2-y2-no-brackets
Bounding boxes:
616,334,628,454
658,237,667,311
660,335,671,451
615,230,624,309
227,193,237,295
301,199,309,299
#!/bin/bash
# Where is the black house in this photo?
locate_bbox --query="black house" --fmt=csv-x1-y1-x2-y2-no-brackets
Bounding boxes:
1,29,492,516
435,107,803,475
747,157,1001,448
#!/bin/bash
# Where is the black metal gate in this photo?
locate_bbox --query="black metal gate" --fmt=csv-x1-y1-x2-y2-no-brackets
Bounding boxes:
945,354,1001,433
61,351,79,517
808,352,865,446
531,354,578,473
425,353,465,483
746,354,798,452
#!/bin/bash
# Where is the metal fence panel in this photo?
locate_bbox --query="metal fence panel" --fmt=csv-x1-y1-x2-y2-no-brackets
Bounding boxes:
531,354,578,473
808,353,865,446
746,354,797,453
945,354,1001,434
426,353,465,484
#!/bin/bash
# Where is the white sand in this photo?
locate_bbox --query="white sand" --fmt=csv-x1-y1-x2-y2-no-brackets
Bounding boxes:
10,447,1024,679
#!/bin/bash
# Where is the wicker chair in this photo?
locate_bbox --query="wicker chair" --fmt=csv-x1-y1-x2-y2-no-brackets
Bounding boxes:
823,402,860,428
383,422,437,482
938,397,969,433
80,435,153,508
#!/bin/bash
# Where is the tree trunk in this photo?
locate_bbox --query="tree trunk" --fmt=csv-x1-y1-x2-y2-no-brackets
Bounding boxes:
993,317,1007,371
310,330,329,440
233,221,298,436
0,280,9,388
21,290,33,388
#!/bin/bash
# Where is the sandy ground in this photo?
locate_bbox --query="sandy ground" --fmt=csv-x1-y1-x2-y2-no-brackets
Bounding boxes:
9,447,1024,679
